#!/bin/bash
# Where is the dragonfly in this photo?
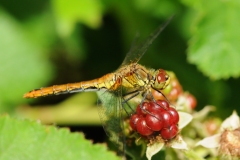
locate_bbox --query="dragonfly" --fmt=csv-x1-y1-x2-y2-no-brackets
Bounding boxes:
24,18,172,156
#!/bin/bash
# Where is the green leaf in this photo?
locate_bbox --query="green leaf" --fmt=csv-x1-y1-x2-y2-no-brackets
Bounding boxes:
183,150,205,160
0,9,54,110
0,115,121,160
51,0,104,37
133,0,180,18
184,0,240,79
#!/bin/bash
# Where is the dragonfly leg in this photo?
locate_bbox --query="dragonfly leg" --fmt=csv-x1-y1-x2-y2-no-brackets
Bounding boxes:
139,92,152,114
138,92,164,120
122,90,140,104
151,87,175,108
121,90,141,116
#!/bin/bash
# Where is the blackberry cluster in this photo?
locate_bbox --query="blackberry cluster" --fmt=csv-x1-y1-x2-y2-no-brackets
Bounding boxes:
130,100,179,140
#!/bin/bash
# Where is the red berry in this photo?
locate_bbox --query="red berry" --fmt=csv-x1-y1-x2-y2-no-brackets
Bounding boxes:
148,101,166,114
187,93,197,109
156,100,169,109
136,102,150,116
152,89,165,100
168,107,179,124
145,111,163,131
148,101,160,112
130,114,141,131
168,88,180,101
161,111,172,128
136,117,153,136
161,125,178,140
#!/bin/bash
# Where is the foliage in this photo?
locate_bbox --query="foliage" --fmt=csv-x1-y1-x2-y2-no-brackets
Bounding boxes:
0,10,54,111
182,0,240,79
0,115,120,160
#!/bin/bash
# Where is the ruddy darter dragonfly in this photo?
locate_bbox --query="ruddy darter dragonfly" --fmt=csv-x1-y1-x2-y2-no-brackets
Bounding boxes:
24,19,172,155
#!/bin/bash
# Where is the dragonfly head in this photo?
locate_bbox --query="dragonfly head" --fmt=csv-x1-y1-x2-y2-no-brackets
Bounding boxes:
152,69,170,90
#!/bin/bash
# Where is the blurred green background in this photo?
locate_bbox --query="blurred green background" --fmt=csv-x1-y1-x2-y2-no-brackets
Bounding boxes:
0,0,240,141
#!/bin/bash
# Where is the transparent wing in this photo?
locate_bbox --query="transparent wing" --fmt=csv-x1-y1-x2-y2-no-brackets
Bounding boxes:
121,16,173,66
97,88,125,155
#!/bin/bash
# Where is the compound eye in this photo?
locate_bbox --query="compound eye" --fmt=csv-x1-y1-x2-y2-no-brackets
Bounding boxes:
156,69,167,83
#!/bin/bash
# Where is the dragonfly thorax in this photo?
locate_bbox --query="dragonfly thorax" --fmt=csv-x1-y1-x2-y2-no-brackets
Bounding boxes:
152,69,170,90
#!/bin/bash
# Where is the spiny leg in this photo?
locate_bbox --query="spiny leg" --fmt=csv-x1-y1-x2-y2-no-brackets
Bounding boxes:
122,90,141,104
152,87,175,108
138,91,167,121
121,90,140,116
